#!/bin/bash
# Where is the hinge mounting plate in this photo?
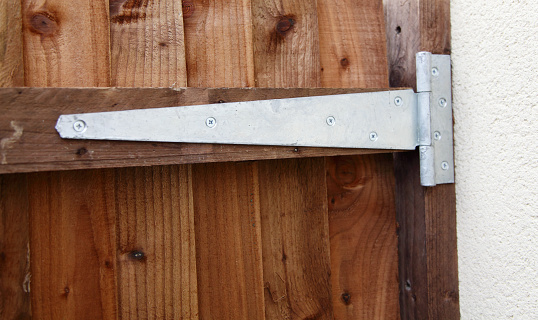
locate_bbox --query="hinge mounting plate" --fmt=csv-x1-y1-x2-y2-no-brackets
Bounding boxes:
55,52,454,187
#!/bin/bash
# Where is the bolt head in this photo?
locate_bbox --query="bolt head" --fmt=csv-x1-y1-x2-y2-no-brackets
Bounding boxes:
434,131,442,141
369,132,378,141
326,116,336,126
432,67,439,76
441,161,449,170
439,98,448,108
394,96,403,106
73,120,86,133
206,117,217,128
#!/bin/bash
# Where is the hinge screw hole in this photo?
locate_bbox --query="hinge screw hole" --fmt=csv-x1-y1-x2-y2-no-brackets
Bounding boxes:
326,116,336,126
439,98,447,108
441,161,449,170
369,132,378,141
73,120,86,133
394,96,403,106
206,117,217,128
434,131,442,141
432,67,439,76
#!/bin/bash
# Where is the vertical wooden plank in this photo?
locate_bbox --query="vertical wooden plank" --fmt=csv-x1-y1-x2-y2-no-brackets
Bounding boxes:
317,0,388,88
0,174,31,320
183,2,265,319
109,0,187,87
385,0,460,319
21,1,118,318
0,0,24,86
115,166,198,319
0,2,30,319
258,158,333,319
183,0,255,87
21,0,111,86
317,1,400,319
251,1,333,318
108,1,197,318
28,170,117,319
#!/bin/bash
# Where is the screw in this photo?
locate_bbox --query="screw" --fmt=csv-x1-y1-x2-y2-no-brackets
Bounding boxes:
434,131,442,140
394,96,403,106
369,132,378,141
432,67,439,76
439,98,447,108
206,117,216,128
73,120,86,132
326,116,336,126
441,161,449,170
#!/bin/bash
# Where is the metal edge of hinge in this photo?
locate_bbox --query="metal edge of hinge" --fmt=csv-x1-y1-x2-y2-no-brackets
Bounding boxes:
417,52,455,187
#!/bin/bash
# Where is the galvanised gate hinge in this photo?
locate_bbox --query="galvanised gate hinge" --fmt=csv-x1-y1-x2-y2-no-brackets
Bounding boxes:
55,52,453,187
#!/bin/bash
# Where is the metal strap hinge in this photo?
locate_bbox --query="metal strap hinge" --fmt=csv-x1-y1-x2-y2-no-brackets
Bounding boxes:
56,52,454,187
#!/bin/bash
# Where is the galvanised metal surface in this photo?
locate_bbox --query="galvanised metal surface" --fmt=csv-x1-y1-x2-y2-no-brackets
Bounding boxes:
56,90,419,150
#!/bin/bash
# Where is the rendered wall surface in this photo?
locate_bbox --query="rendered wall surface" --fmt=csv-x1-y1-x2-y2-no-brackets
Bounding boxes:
451,0,538,318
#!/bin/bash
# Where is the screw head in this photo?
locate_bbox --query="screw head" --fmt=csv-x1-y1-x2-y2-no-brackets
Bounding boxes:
439,98,448,108
441,161,449,170
432,67,439,76
73,120,86,133
434,131,442,141
206,117,217,128
326,116,336,126
369,132,378,141
394,96,403,106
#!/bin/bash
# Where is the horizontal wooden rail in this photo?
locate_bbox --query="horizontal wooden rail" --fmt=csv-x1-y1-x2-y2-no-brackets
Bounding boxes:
0,87,406,174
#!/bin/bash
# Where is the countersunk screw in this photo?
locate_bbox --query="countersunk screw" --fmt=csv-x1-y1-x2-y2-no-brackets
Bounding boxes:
73,120,86,132
439,98,447,108
206,117,216,128
441,161,449,170
326,116,336,126
369,132,378,141
394,96,403,106
434,131,442,141
432,67,439,76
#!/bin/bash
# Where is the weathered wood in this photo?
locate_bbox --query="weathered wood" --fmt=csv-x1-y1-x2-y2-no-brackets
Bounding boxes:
0,0,24,86
108,1,198,317
252,1,334,318
385,0,460,319
183,0,255,87
0,174,31,320
110,0,187,87
258,158,333,319
28,170,117,319
0,87,391,174
0,2,30,319
20,1,119,318
317,1,400,318
114,166,198,319
21,0,111,86
184,2,265,318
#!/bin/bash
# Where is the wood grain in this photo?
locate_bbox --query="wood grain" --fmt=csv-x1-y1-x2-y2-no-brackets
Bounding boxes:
21,0,111,87
0,174,31,320
0,2,30,319
28,170,117,319
0,0,24,86
192,162,265,319
114,166,198,319
258,158,333,319
252,1,335,318
317,0,388,88
183,0,255,87
385,0,460,319
184,2,265,318
317,0,400,318
251,0,320,87
0,87,392,174
110,0,187,87
20,1,118,318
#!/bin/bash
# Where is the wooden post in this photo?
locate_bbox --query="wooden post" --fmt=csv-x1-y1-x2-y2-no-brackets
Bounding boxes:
384,0,460,319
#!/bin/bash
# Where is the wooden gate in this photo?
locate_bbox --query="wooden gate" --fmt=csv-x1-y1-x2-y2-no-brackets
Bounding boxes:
0,0,458,319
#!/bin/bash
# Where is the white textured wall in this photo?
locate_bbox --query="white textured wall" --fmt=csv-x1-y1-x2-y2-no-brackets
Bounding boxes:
451,0,538,318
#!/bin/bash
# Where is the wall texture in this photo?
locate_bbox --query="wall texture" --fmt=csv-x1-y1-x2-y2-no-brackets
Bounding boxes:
451,0,538,318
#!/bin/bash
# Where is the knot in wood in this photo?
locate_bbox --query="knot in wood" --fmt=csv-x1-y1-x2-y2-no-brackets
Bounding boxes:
276,18,295,35
29,12,58,36
182,1,195,18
